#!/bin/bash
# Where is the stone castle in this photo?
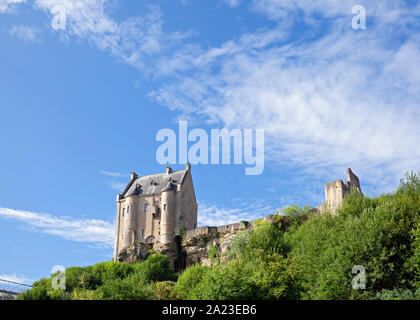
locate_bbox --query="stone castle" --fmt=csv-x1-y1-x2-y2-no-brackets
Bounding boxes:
113,163,197,263
113,166,362,267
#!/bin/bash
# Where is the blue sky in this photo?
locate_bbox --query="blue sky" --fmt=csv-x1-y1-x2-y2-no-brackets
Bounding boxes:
0,0,419,284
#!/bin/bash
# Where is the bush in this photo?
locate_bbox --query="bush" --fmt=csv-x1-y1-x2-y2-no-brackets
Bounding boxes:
94,272,154,300
154,281,178,300
251,254,302,300
375,288,420,300
248,224,288,257
138,254,177,283
207,244,220,260
194,260,258,300
225,229,251,260
174,264,210,299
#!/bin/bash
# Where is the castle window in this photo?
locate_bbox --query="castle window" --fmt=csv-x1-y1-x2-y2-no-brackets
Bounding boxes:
122,208,125,217
141,229,145,238
164,204,167,211
145,203,149,213
127,206,130,213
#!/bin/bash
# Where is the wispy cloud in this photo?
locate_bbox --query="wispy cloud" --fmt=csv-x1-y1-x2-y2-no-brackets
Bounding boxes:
151,1,420,193
99,170,128,178
198,200,275,226
0,207,114,248
0,273,33,285
2,1,419,195
9,25,41,42
0,0,26,13
105,181,126,192
99,170,128,192
33,0,194,73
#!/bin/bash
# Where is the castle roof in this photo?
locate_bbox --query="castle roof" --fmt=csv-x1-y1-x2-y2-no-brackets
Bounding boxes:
121,168,187,198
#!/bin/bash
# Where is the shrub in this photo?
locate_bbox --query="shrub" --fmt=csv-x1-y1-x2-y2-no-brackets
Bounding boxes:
137,254,177,283
225,229,251,260
248,224,288,257
174,264,210,299
251,254,303,300
207,244,220,260
375,288,420,300
194,260,259,300
154,281,178,300
94,272,153,300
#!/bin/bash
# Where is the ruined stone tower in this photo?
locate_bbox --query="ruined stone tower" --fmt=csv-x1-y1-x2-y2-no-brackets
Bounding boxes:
113,163,197,262
322,168,362,214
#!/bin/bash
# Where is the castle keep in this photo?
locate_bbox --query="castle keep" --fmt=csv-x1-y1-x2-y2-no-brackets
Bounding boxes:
321,168,362,214
113,163,197,263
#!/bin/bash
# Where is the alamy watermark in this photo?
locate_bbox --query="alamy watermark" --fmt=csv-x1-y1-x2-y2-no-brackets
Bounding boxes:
156,121,264,175
351,265,366,290
51,5,67,30
51,265,66,290
352,5,366,30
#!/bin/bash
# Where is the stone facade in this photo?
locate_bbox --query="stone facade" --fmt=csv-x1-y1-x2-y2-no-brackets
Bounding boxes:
319,168,362,214
113,163,198,263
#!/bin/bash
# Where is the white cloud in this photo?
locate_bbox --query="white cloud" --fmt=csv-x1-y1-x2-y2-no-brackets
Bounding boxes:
9,25,41,42
106,181,126,192
99,171,128,191
0,207,115,248
1,0,418,195
0,273,33,285
0,0,25,13
99,170,128,178
223,0,242,8
151,4,420,193
33,0,193,72
198,201,275,226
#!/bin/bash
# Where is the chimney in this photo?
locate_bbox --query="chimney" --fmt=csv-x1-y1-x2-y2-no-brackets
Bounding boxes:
130,172,138,180
166,166,173,174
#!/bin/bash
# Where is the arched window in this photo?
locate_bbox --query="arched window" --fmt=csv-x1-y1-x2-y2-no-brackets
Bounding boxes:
144,203,149,213
127,206,130,214
122,208,125,217
164,204,167,211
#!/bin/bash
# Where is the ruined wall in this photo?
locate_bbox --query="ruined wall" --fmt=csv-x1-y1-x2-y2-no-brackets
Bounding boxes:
180,172,198,231
182,215,276,267
321,168,362,215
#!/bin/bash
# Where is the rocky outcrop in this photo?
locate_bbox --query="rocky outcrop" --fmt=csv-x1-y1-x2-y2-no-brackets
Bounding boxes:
116,241,150,263
183,221,251,267
116,214,301,270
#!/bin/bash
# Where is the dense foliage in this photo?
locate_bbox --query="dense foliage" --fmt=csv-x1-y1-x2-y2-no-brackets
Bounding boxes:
18,173,420,300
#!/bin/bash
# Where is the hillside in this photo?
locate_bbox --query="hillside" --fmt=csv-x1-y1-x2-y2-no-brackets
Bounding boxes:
18,172,420,300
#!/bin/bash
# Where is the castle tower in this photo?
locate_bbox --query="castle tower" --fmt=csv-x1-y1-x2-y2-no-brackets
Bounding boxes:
113,163,197,262
322,168,362,215
160,180,176,244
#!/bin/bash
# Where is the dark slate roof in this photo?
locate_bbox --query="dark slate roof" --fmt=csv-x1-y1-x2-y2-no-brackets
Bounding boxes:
121,169,187,198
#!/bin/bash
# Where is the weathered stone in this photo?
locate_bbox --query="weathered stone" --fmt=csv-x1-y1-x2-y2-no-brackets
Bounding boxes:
117,241,150,263
319,168,363,215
